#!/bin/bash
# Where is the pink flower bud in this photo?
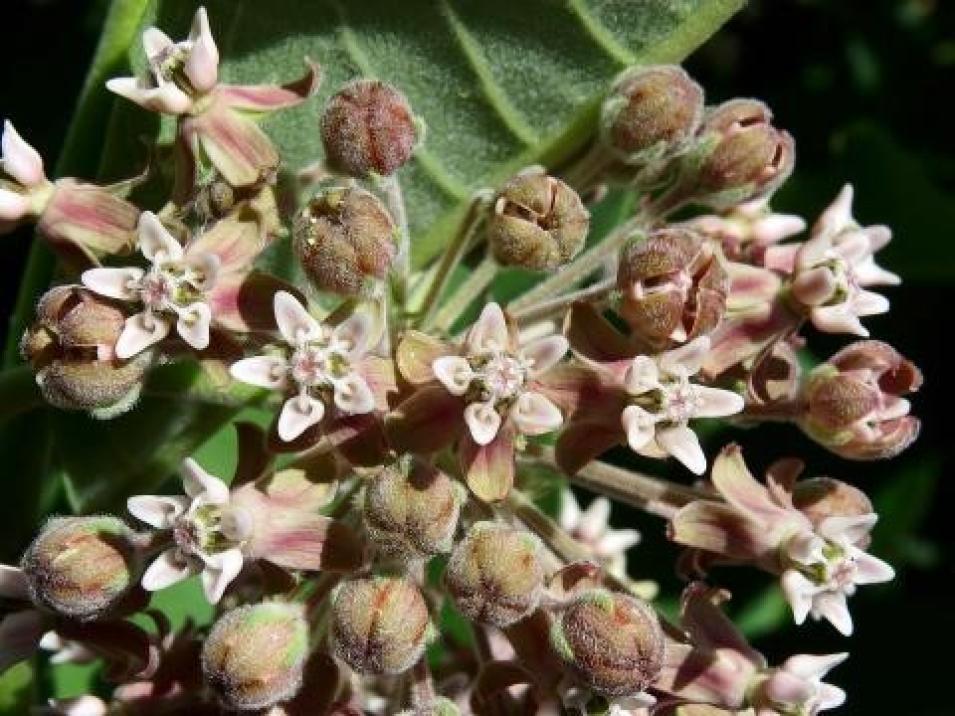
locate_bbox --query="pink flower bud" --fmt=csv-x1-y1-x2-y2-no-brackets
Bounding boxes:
20,516,140,620
549,589,664,698
444,522,545,628
202,602,309,711
488,172,589,271
321,79,418,177
616,227,728,345
800,340,922,460
292,186,397,297
330,575,431,675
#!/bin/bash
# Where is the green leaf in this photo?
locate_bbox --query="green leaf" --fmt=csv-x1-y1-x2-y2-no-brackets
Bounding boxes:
0,663,33,714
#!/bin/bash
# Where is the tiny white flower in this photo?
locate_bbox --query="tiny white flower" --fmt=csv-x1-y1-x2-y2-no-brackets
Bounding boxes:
559,492,640,576
1,120,52,224
230,291,376,442
756,652,848,715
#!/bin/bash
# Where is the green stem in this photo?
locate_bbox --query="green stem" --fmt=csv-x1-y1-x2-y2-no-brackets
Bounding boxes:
510,277,616,324
381,175,411,310
430,255,498,334
561,141,615,194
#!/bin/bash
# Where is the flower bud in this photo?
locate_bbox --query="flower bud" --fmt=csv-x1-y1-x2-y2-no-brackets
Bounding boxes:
396,698,461,716
20,516,140,620
362,458,463,561
202,602,309,711
488,172,589,271
550,589,664,698
616,227,727,345
800,341,922,460
792,477,873,547
443,522,544,627
321,79,418,177
330,575,431,675
695,99,794,209
292,186,397,297
21,286,150,417
194,179,235,221
600,65,704,163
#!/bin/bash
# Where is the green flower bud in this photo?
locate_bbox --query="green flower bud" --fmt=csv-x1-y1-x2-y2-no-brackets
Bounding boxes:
21,286,149,417
443,522,544,627
202,602,309,712
20,515,140,620
331,575,431,675
293,186,397,297
601,65,704,163
488,172,589,271
362,459,463,561
321,79,418,177
550,589,664,698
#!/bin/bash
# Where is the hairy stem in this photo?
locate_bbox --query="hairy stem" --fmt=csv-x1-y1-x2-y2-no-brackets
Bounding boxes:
511,277,616,324
430,255,498,334
381,175,411,310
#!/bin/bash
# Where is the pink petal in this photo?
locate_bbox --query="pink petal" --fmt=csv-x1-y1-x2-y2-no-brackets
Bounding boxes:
851,289,890,316
0,608,47,674
622,404,656,451
333,374,375,415
791,266,837,307
274,291,320,345
0,187,31,221
577,496,611,541
855,256,900,287
332,310,374,358
0,565,29,601
176,302,211,350
200,548,243,604
184,7,219,93
187,208,267,275
693,385,744,419
670,502,772,561
817,683,847,711
596,528,641,555
355,355,397,412
37,180,140,258
522,334,568,376
396,330,451,384
188,103,278,187
2,120,45,186
816,514,877,544
230,355,288,390
461,429,515,502
510,391,562,436
218,60,320,112
659,336,709,377
142,27,173,61
726,262,782,311
764,671,814,707
278,395,325,442
811,304,868,337
80,267,144,301
208,271,296,334
385,385,463,453
465,302,509,354
657,424,706,474
244,502,362,572
781,569,816,625
464,401,502,446
816,185,855,236
141,550,194,592
184,251,220,291
126,494,189,529
624,356,660,395
105,77,192,115
784,653,848,681
754,213,806,244
115,312,170,359
813,592,853,635
850,549,895,585
433,355,475,396
138,211,183,262
710,447,798,527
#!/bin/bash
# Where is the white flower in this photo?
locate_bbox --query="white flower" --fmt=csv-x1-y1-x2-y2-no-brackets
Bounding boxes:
756,652,848,715
81,211,217,358
688,196,806,252
1,120,51,224
780,514,894,636
230,291,376,442
106,7,218,115
38,631,96,665
620,336,744,474
432,302,567,446
559,492,640,576
128,459,250,604
791,184,899,337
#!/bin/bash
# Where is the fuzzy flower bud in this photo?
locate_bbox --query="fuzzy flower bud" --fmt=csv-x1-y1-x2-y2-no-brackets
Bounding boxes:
800,340,922,460
330,576,432,675
362,458,463,561
21,286,150,417
694,99,794,209
202,602,309,712
20,516,140,620
293,186,397,297
321,79,418,177
616,227,728,345
600,65,704,163
488,172,589,271
550,589,665,698
443,521,544,627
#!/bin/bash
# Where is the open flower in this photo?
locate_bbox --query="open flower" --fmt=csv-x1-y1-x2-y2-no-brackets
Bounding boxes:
789,185,898,336
106,7,318,187
559,492,640,576
389,302,569,501
230,291,381,442
669,445,893,635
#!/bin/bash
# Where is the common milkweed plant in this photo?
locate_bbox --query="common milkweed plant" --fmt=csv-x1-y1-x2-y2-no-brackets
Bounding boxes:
0,3,921,715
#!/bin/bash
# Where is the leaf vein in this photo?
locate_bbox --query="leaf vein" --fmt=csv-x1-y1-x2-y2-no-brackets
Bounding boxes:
565,0,637,66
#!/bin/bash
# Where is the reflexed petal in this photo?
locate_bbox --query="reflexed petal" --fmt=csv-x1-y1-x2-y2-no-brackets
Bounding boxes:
248,507,362,572
709,445,793,524
175,302,212,350
765,671,814,707
115,313,170,359
184,7,219,93
851,289,890,317
784,653,848,681
522,334,568,376
816,184,855,235
0,565,29,601
333,374,375,415
596,528,641,555
141,550,194,592
277,395,325,442
464,401,502,446
230,355,288,390
693,385,744,419
218,60,320,112
727,261,783,311
0,608,46,674
433,355,475,396
126,494,189,529
622,405,656,451
791,266,837,307
850,549,895,585
781,569,816,625
0,188,31,222
181,457,231,504
578,496,611,541
190,105,279,187
660,336,710,377
816,513,877,544
657,425,706,474
141,27,173,61
138,211,183,262
461,428,515,502
80,267,144,301
200,548,243,604
465,302,509,354
754,212,806,244
511,391,562,436
386,385,463,453
670,502,772,561
332,311,373,358
274,291,321,345
106,77,192,115
854,256,900,287
811,304,868,337
396,330,451,384
624,355,659,395
813,592,853,636
2,120,45,186
817,683,847,711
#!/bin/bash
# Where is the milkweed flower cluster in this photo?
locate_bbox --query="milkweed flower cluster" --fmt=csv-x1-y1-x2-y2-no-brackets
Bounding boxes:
0,7,921,715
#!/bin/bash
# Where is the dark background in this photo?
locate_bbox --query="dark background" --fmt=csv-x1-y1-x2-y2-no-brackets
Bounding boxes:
1,0,952,713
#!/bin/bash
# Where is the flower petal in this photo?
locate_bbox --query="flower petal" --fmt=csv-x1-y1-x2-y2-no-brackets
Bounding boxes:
141,550,194,592
811,305,868,337
277,395,326,442
464,401,502,446
432,355,475,396
138,211,183,262
230,355,287,390
105,77,192,115
511,391,562,436
578,496,611,542
624,356,660,395
181,457,231,504
693,385,744,419
465,302,509,354
332,310,373,359
784,653,848,681
522,335,568,376
659,336,710,377
80,267,144,301
559,490,582,531
622,405,657,451
0,188,32,223
813,592,853,636
657,424,706,474
184,7,219,93
670,502,772,562
817,683,848,711
218,60,320,112
2,120,45,187
816,513,877,544
791,266,837,307
141,27,173,61
850,548,895,585
126,495,189,529
461,428,515,503
200,548,243,604
115,313,170,359
396,330,451,384
333,373,375,415
711,445,795,525
555,416,623,475
385,386,464,453
851,289,890,317
596,528,641,555
189,104,279,187
781,569,816,625
175,302,212,350
274,291,321,345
